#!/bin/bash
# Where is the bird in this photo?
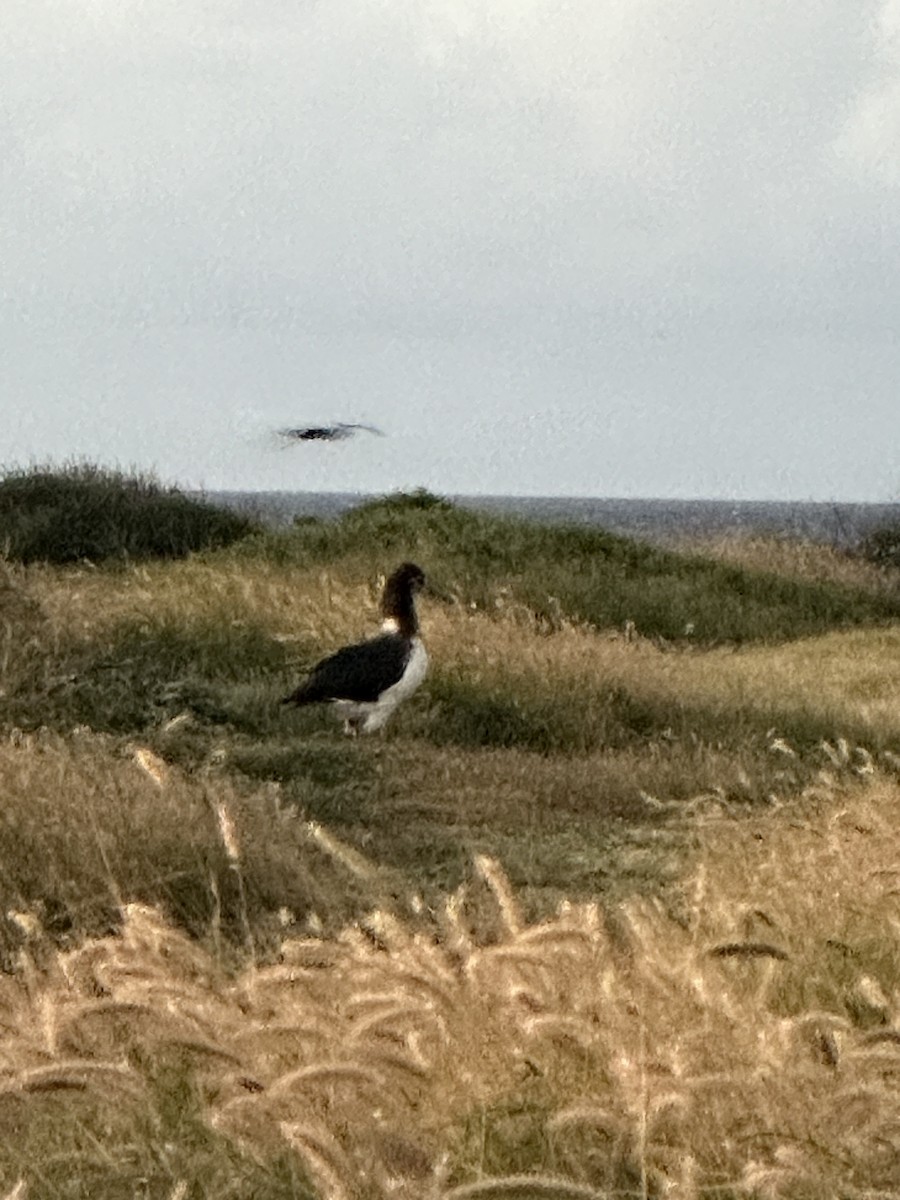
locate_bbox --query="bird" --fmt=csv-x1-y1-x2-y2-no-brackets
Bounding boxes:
281,563,429,736
277,423,384,444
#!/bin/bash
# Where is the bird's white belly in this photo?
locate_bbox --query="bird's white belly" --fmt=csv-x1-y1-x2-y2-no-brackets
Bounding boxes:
354,638,429,733
384,638,429,703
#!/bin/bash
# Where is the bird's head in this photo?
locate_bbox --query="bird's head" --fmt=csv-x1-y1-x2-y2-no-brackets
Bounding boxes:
381,563,427,632
390,562,427,592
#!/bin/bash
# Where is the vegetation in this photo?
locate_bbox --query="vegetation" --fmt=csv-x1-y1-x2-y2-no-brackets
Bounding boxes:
3,779,900,1198
258,488,900,646
0,477,898,1195
861,519,900,570
0,462,258,564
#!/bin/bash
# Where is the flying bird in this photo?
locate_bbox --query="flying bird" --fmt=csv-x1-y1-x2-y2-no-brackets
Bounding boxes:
282,562,429,736
277,422,384,444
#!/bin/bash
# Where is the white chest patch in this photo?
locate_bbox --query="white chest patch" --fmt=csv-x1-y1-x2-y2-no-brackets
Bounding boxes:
387,638,429,702
359,638,429,733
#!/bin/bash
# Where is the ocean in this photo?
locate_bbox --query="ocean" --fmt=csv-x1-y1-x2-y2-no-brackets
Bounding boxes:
206,491,899,548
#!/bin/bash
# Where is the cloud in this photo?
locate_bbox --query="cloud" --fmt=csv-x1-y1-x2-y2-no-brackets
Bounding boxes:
3,2,898,497
5,1,888,319
832,0,900,186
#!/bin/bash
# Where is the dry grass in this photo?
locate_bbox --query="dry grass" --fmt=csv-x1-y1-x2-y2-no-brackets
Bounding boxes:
421,602,900,743
0,730,398,967
681,532,899,596
2,554,368,646
2,775,900,1197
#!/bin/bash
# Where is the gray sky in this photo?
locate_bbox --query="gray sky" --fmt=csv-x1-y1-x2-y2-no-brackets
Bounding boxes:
4,0,899,500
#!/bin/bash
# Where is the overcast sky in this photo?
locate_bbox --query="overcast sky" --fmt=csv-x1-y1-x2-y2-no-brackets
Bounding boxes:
4,1,900,500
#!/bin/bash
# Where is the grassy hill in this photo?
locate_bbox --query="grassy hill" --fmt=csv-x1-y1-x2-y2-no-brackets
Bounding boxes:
0,462,258,564
0,481,899,1196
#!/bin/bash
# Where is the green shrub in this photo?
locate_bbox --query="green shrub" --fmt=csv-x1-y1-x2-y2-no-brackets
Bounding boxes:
0,462,258,564
860,522,900,570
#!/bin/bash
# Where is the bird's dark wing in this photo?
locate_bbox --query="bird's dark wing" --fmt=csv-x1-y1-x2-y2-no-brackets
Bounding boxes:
282,634,410,705
277,423,384,444
279,426,344,442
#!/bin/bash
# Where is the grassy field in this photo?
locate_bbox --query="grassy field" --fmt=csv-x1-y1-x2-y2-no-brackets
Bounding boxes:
0,492,899,1197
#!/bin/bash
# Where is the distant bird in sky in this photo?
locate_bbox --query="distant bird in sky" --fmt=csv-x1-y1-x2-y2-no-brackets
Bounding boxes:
277,422,384,444
281,562,429,736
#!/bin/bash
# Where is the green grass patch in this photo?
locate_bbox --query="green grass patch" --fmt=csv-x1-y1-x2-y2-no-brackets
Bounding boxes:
3,612,302,738
418,664,888,761
229,740,371,791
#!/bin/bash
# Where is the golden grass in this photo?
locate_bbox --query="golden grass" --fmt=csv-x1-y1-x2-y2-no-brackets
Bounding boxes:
7,556,371,646
0,730,398,967
3,774,900,1196
424,602,900,741
680,532,899,595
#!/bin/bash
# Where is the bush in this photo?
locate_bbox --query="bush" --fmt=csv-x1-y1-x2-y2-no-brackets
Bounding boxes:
0,462,258,564
860,522,900,569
